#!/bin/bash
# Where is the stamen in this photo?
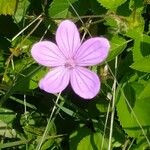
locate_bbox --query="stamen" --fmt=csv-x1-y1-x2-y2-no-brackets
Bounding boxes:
64,58,76,69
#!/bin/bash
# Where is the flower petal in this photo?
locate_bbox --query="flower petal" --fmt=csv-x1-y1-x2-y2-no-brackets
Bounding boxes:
31,41,65,67
74,37,110,66
56,20,81,58
70,67,100,99
39,67,70,93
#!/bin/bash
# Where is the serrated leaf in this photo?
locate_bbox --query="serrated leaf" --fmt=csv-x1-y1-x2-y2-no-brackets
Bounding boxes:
130,56,150,73
129,0,144,13
139,82,150,99
116,80,150,138
107,35,127,61
14,0,30,22
132,37,144,61
97,0,127,11
126,30,150,62
49,0,76,18
90,0,107,15
0,0,17,15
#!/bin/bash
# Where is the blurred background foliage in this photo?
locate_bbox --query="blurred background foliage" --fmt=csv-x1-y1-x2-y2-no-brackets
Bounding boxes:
0,0,150,149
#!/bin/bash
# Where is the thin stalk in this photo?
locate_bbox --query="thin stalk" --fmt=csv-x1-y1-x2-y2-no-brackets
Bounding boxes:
108,56,118,150
40,24,51,41
67,0,92,37
24,94,27,120
12,14,42,41
100,102,111,150
127,138,135,150
36,92,61,150
107,62,150,147
0,90,36,110
51,15,105,20
122,139,130,150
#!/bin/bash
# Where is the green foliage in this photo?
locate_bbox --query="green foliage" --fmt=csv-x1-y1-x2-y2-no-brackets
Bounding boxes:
0,108,16,138
97,0,127,11
49,0,77,18
107,35,128,61
116,76,150,140
70,126,108,150
0,108,16,124
130,56,150,73
77,132,108,150
126,30,150,61
0,0,17,15
13,65,48,91
14,0,30,22
69,127,91,150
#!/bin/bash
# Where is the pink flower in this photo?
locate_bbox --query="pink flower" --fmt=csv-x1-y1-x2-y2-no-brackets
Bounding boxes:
31,20,110,99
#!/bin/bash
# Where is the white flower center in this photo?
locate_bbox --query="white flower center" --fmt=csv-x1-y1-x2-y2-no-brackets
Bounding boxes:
64,58,76,69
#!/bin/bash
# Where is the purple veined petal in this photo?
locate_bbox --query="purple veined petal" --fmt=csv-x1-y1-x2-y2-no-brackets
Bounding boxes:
31,41,66,67
39,67,70,93
74,37,110,66
56,20,81,58
70,67,100,99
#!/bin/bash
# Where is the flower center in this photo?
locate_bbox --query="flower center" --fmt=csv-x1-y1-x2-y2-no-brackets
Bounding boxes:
64,58,76,69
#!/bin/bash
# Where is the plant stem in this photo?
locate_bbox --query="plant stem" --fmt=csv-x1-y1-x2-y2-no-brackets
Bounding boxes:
108,56,118,150
36,92,61,150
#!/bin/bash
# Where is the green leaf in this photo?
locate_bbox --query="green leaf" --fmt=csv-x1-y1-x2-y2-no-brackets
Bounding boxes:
126,30,150,62
107,35,127,61
133,37,144,61
14,0,30,22
0,0,17,15
69,127,91,150
0,108,17,138
77,132,108,150
96,99,109,113
70,126,109,150
116,79,150,138
49,0,76,18
130,56,150,73
90,0,107,15
70,0,90,16
29,66,48,89
139,82,150,99
97,0,127,11
0,140,28,149
127,0,144,32
41,139,54,150
14,65,48,92
0,108,16,124
130,136,150,150
129,0,144,13
104,14,128,34
0,121,17,138
116,0,132,16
